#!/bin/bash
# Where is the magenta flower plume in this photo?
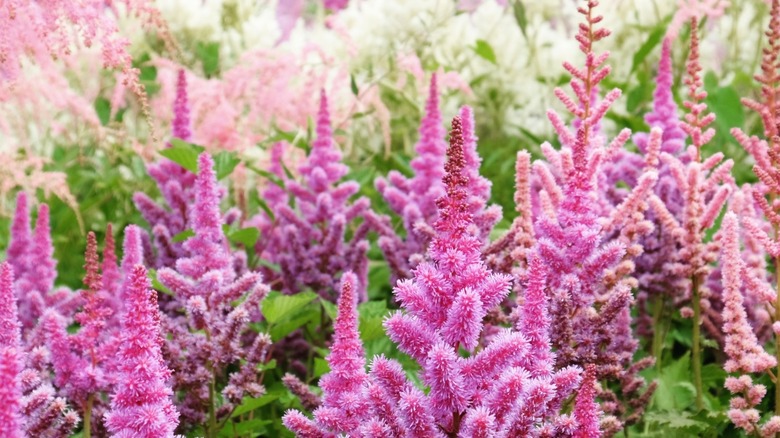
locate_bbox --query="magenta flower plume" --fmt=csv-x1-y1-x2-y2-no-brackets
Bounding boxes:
172,69,192,142
156,152,272,427
104,265,179,437
633,38,686,155
373,74,447,279
311,272,368,431
0,263,24,438
484,1,658,431
7,192,31,278
458,105,502,240
573,365,602,438
7,197,79,335
269,90,373,301
135,68,200,269
285,116,591,437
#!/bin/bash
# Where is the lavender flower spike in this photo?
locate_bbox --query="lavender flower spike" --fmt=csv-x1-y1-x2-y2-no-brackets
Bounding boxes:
0,262,24,438
104,265,179,437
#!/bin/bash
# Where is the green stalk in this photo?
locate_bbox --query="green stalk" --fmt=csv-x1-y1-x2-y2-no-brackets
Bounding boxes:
691,274,704,411
83,393,94,438
651,294,666,374
775,256,780,420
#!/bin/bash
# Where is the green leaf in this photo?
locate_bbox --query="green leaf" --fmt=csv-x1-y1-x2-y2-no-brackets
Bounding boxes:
257,359,277,372
350,74,359,96
213,151,240,179
472,39,497,65
270,308,318,341
247,165,285,188
161,139,205,173
512,1,528,39
653,352,694,411
262,291,319,324
231,390,283,417
321,299,338,321
218,419,270,437
148,269,173,296
94,97,111,126
313,357,330,378
255,197,276,222
359,301,388,342
630,25,665,74
172,229,195,243
229,227,260,248
196,41,221,78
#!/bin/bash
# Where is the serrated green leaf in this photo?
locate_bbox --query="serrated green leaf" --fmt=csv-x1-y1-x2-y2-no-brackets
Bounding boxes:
359,301,388,342
472,39,497,65
162,139,206,173
213,151,240,179
270,308,318,341
229,227,260,248
313,357,330,378
231,390,283,417
172,229,195,242
262,291,319,324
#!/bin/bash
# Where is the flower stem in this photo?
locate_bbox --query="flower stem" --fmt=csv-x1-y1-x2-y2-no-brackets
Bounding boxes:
651,294,666,374
691,274,704,411
84,393,94,438
775,256,780,419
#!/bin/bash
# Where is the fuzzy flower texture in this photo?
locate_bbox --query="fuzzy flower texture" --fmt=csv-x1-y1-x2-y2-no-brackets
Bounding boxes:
283,116,600,437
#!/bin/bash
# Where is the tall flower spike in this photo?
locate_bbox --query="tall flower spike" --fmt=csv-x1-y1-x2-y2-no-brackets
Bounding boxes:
720,213,776,374
0,263,23,438
373,74,447,279
7,192,31,278
267,90,372,301
29,203,57,295
311,272,368,432
104,265,179,437
286,115,586,437
458,105,502,240
172,69,192,142
633,38,686,155
573,365,602,438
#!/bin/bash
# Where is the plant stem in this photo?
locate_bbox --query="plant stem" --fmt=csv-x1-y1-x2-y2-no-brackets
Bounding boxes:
775,256,780,419
84,393,94,438
208,367,217,438
651,294,665,374
691,274,704,411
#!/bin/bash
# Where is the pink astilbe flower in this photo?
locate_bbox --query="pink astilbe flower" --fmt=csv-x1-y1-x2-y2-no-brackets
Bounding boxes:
285,115,592,437
0,262,24,438
373,74,447,279
268,90,372,301
156,153,272,428
134,68,200,268
722,2,780,430
720,213,776,375
104,265,179,438
7,193,80,336
573,365,602,438
486,1,658,431
1,262,80,436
